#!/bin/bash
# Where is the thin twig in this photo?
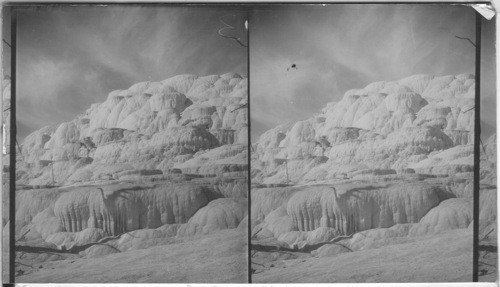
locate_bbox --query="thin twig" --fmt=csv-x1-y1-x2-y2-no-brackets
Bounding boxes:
218,15,248,48
454,35,476,47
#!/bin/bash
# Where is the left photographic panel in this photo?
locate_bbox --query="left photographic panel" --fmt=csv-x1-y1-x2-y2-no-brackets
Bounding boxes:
3,5,249,283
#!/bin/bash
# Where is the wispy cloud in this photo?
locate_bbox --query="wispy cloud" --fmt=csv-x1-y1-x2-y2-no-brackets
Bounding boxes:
16,6,247,139
250,5,477,139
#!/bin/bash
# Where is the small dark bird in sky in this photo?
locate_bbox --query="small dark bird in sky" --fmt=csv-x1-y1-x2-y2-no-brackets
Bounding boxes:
287,64,297,71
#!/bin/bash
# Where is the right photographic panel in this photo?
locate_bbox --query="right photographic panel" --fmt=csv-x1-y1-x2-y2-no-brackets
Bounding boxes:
250,4,487,282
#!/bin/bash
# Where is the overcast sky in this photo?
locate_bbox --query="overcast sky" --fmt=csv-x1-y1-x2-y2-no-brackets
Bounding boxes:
4,5,496,141
14,5,247,140
250,4,493,140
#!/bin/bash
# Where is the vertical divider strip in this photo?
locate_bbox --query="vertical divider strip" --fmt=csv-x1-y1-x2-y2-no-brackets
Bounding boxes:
246,7,252,283
9,6,17,284
472,10,481,283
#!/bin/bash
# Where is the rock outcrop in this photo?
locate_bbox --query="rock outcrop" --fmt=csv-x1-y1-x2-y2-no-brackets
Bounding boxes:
52,182,217,236
251,74,478,255
408,198,472,236
252,74,474,184
177,198,247,236
251,177,470,242
285,184,442,234
17,73,248,186
9,74,248,282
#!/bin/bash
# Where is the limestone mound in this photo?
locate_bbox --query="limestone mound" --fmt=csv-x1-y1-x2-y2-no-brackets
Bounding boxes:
17,73,248,186
409,198,472,236
347,224,414,251
253,74,474,184
52,182,217,236
177,198,247,237
173,144,248,175
285,183,443,234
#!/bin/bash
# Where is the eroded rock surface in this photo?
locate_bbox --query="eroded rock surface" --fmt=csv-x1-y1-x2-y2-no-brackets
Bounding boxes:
18,73,248,186
252,74,474,185
8,74,248,282
251,74,486,282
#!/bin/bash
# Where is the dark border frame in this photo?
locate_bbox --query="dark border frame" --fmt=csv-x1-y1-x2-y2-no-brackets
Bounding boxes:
0,1,493,5
472,9,481,283
8,6,16,283
247,10,252,284
4,2,486,284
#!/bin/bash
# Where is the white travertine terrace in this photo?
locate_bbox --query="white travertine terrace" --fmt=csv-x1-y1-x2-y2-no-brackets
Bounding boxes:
252,74,475,185
7,74,249,264
251,74,491,254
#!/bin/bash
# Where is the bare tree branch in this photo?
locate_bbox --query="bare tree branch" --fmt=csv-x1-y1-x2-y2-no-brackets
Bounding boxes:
454,35,476,47
218,15,248,48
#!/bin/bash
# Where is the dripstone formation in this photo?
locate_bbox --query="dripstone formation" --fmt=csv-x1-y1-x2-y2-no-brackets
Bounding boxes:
4,74,249,282
251,74,495,282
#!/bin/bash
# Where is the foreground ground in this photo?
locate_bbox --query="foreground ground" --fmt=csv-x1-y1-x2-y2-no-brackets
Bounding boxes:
252,229,471,283
16,229,247,283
